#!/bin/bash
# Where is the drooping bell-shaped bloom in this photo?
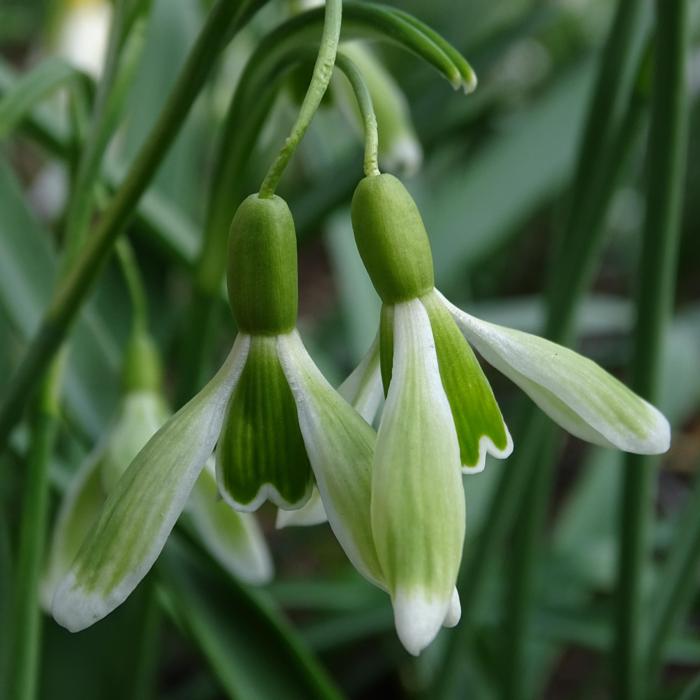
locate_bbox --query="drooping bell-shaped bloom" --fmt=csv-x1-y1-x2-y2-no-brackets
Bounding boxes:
348,173,670,655
52,193,384,632
48,331,272,627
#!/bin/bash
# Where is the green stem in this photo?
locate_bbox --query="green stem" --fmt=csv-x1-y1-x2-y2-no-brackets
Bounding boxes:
0,0,258,451
647,463,700,684
258,0,342,199
334,51,380,177
10,356,63,700
116,238,149,333
615,1,689,697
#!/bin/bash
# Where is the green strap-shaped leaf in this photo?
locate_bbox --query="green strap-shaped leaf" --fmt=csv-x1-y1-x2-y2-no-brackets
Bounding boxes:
0,58,89,140
159,538,342,700
422,290,512,472
216,335,312,511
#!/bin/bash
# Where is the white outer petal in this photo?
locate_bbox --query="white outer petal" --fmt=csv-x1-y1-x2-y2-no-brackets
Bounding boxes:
439,291,670,455
374,299,464,655
52,336,249,632
278,331,384,588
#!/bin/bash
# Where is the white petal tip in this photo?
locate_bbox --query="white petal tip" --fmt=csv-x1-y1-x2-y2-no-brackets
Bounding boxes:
52,574,111,633
443,588,461,628
461,431,514,474
393,590,450,656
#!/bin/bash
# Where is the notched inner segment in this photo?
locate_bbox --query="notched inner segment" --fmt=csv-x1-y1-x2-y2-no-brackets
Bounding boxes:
422,293,511,471
216,336,312,510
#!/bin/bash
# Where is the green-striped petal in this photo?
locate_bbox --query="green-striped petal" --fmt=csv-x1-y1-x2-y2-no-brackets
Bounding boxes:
52,336,249,632
42,453,105,611
278,330,384,587
422,290,512,472
373,299,465,655
440,292,670,454
101,391,169,493
188,461,273,584
216,335,312,511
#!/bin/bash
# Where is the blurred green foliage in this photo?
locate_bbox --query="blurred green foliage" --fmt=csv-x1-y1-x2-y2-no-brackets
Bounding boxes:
0,0,699,698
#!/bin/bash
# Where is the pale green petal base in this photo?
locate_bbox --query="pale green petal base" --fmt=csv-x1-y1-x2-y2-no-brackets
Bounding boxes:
52,336,249,632
278,330,384,588
188,462,273,584
276,487,328,529
440,291,671,455
338,334,383,424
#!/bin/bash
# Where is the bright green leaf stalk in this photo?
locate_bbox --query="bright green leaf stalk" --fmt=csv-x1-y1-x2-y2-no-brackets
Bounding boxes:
615,1,689,697
0,0,263,452
9,356,63,700
8,3,152,696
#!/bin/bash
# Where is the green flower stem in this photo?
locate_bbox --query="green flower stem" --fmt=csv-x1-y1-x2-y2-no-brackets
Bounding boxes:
9,356,63,700
258,0,342,199
615,1,689,697
647,462,700,685
334,52,380,177
433,0,648,694
116,238,149,334
0,0,257,451
179,3,470,402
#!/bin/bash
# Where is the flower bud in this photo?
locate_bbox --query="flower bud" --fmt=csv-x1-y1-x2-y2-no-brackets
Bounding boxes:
227,194,299,334
351,174,434,304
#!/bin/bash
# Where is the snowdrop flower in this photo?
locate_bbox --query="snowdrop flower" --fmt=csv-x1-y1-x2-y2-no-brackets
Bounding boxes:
52,194,383,631
50,330,272,631
348,173,670,655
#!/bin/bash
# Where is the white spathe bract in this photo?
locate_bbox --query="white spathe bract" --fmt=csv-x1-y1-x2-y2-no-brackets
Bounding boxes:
278,330,385,588
372,299,465,655
437,292,671,455
52,337,249,632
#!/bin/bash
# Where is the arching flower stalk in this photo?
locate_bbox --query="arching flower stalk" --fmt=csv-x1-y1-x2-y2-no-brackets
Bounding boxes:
346,173,670,655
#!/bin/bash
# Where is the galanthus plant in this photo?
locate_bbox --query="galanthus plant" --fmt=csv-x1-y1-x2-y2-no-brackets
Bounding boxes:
47,330,272,625
51,193,385,631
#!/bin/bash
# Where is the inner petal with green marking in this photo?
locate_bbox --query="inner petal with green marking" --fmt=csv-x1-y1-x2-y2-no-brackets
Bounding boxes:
216,335,313,511
422,291,512,471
